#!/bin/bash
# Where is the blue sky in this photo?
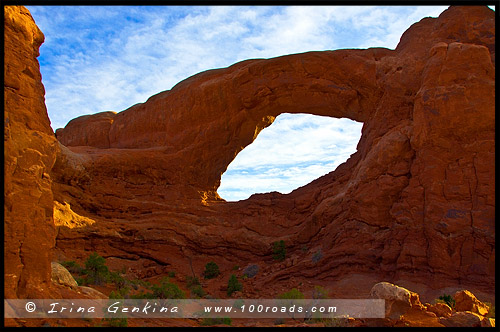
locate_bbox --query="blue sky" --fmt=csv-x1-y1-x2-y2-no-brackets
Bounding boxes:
27,5,462,201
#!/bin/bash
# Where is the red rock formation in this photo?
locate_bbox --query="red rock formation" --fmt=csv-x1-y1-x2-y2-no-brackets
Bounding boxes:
4,5,495,311
4,6,60,299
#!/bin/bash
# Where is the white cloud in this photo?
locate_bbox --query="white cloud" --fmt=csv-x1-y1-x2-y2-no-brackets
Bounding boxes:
26,6,450,200
27,6,449,129
218,114,362,201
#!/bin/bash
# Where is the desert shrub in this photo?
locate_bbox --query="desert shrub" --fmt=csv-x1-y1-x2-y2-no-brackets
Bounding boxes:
227,274,242,296
243,264,259,278
200,317,231,326
272,240,286,261
232,265,239,271
278,288,304,321
60,260,85,274
190,285,206,298
108,271,126,289
484,303,495,318
168,271,176,278
312,285,329,299
203,262,220,279
312,249,323,264
308,317,348,327
278,288,304,300
232,299,244,309
130,291,155,299
109,285,129,299
84,252,109,285
186,276,201,288
151,277,185,299
102,317,128,327
74,276,88,286
438,294,456,309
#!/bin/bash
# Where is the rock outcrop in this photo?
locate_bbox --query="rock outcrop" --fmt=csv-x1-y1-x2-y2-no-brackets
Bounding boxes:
370,282,413,319
453,290,490,316
52,5,495,300
4,4,495,312
51,262,78,289
4,6,60,299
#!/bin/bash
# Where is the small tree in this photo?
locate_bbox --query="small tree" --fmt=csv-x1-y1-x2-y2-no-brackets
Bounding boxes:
438,294,456,309
272,240,286,261
312,285,329,299
227,274,242,296
278,288,304,321
84,252,109,285
203,261,220,279
190,285,206,298
152,277,185,299
186,276,201,288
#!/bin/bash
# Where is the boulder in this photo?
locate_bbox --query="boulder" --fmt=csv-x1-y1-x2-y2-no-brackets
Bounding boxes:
426,302,452,318
77,286,108,299
370,282,412,319
51,262,78,289
480,317,495,328
439,311,483,327
453,290,490,316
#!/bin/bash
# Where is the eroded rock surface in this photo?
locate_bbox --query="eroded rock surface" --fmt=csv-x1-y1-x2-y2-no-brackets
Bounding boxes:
4,5,495,306
4,6,60,299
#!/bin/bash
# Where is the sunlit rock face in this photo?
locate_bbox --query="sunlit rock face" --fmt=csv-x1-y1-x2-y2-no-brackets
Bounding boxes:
4,6,61,299
5,5,494,303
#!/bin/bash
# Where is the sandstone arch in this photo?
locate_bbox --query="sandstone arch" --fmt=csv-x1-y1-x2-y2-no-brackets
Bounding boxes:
5,6,495,302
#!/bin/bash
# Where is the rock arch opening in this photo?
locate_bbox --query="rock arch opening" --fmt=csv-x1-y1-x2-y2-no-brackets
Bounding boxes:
217,113,363,201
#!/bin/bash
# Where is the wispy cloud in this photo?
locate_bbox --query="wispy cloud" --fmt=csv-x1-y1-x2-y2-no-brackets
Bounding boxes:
26,5,452,201
218,114,363,201
28,5,449,130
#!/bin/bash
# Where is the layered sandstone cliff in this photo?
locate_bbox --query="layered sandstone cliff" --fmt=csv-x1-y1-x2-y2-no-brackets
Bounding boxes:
4,6,60,298
4,5,495,305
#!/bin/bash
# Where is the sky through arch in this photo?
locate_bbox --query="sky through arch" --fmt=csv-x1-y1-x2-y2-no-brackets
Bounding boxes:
217,114,363,201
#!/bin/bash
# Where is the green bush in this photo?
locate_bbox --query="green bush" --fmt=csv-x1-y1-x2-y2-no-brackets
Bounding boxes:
151,277,185,299
74,276,87,286
278,288,304,300
84,252,109,285
200,317,231,326
227,274,242,296
102,317,128,327
130,291,155,299
190,285,206,298
203,262,220,279
60,260,85,274
484,303,495,318
272,240,286,261
438,294,456,309
109,271,126,289
109,286,129,299
168,271,176,278
312,285,329,299
186,276,201,288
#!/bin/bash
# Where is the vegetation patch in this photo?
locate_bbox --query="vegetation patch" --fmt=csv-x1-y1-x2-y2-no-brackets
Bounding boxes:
272,240,286,261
